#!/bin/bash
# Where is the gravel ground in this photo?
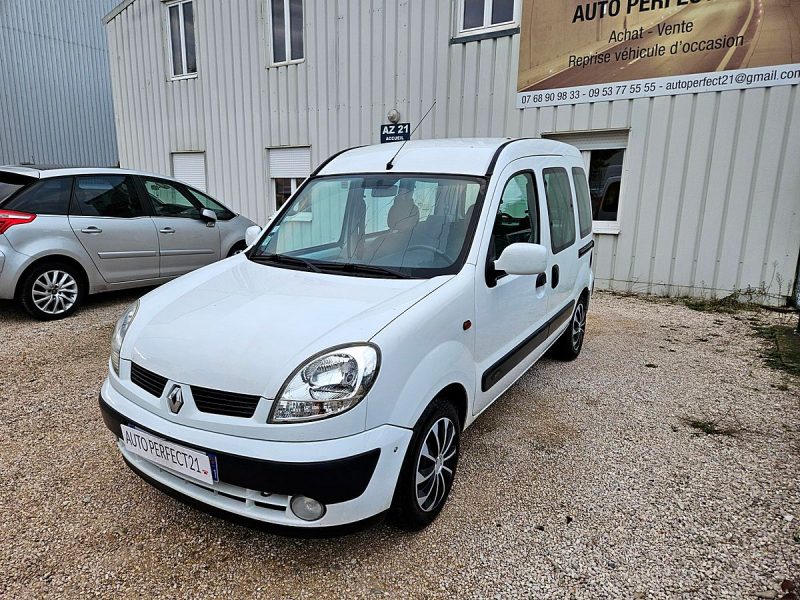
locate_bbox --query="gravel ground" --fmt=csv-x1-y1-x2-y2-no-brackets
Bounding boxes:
0,290,798,599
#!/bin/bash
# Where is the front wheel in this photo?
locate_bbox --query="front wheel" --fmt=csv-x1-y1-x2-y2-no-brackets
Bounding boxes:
389,399,460,530
552,296,588,361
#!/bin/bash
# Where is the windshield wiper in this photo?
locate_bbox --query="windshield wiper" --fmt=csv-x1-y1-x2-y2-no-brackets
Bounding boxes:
251,253,322,273
325,262,412,279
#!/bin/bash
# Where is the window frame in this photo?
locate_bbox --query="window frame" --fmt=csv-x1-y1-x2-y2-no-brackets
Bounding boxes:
268,0,305,66
166,0,198,80
455,0,519,38
542,167,577,255
273,177,306,213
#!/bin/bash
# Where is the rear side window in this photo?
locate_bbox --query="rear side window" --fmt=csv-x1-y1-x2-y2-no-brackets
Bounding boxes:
2,177,73,215
543,168,576,254
0,173,36,204
572,167,592,238
73,176,143,218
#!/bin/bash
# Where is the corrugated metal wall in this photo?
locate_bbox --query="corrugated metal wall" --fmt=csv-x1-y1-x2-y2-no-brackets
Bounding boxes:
0,0,118,166
106,0,800,304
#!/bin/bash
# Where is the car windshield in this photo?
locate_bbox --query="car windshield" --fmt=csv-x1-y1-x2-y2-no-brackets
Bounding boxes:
250,174,484,278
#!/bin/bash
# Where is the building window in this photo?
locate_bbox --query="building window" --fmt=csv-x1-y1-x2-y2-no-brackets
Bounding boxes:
268,147,311,211
458,0,516,34
543,130,628,235
167,0,197,78
583,148,625,228
270,0,304,64
274,178,306,209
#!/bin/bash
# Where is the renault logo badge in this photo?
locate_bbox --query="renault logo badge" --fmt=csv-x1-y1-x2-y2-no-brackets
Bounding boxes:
166,385,184,414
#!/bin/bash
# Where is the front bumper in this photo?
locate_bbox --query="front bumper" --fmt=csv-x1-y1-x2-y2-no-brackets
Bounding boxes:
99,379,412,529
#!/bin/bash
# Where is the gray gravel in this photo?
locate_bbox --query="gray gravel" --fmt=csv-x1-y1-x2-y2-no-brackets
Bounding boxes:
1,290,798,599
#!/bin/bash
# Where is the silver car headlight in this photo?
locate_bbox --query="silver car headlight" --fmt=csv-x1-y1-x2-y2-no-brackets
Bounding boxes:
269,344,379,423
110,300,139,375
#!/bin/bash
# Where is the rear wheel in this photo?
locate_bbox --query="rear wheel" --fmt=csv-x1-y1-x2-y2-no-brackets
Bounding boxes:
552,295,587,361
390,398,460,530
18,262,85,320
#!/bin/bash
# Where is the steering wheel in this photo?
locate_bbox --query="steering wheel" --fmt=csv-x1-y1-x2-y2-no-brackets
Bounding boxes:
405,245,453,263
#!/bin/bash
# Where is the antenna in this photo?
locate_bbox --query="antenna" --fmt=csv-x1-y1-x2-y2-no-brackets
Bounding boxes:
386,100,437,170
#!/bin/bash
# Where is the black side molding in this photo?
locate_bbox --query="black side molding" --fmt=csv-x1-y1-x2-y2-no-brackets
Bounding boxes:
481,300,575,392
578,240,595,258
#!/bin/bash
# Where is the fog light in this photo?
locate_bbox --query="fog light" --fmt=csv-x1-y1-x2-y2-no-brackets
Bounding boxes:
290,495,326,521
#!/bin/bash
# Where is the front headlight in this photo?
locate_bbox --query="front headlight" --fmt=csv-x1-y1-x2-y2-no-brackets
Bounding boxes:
110,300,139,375
269,344,380,423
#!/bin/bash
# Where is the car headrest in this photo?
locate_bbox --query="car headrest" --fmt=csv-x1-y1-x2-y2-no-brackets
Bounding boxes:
387,193,419,231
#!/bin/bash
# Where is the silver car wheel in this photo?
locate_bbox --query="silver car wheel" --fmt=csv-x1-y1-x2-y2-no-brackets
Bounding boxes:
572,302,586,351
31,269,79,315
415,417,457,512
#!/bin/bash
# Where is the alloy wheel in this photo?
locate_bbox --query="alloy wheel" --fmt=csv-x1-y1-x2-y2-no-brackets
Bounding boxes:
31,269,79,316
572,302,586,351
415,417,457,512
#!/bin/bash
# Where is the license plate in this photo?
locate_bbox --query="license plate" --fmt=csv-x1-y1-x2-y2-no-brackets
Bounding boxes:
121,424,215,485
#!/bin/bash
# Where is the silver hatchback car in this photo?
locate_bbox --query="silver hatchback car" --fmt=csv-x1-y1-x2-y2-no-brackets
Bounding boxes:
0,166,257,320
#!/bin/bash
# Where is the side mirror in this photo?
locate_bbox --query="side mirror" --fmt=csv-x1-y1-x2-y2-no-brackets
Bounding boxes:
245,225,262,247
494,243,548,276
200,208,218,226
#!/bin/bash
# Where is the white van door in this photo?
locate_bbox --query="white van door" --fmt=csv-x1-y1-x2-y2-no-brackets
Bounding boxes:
473,159,552,414
540,162,581,335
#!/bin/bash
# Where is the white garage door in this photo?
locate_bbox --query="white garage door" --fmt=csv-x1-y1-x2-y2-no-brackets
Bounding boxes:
172,152,207,192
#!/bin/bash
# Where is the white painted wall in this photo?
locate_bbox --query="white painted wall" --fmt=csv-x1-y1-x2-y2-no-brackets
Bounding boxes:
105,0,800,304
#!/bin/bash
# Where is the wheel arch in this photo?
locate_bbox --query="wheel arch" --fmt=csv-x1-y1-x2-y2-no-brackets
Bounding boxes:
14,254,90,300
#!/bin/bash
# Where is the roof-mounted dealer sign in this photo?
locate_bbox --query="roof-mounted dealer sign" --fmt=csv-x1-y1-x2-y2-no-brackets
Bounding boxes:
380,123,411,143
516,0,800,108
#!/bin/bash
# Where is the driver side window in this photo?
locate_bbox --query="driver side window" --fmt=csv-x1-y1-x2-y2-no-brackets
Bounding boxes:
141,178,201,218
489,172,539,261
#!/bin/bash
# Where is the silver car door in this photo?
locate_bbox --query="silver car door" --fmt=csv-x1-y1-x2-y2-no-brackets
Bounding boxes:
138,176,221,278
69,175,160,283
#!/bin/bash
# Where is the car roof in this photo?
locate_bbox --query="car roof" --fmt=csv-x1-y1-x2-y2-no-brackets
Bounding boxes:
317,138,582,177
0,165,184,181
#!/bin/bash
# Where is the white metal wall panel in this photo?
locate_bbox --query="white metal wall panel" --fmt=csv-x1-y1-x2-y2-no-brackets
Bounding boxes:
106,0,800,305
0,0,118,166
268,147,311,178
172,153,207,191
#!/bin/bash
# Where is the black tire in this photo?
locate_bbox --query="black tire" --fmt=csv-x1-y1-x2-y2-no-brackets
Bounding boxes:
389,398,460,530
227,241,247,257
552,295,588,361
17,261,86,321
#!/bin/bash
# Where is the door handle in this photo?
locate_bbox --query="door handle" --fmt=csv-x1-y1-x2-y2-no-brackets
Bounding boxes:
81,226,102,234
159,227,176,234
536,273,547,288
551,265,560,289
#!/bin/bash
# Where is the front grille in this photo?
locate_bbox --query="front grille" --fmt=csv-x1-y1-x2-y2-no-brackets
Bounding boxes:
191,385,260,418
130,362,168,398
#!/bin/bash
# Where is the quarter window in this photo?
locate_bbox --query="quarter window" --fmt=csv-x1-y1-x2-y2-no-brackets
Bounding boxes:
2,177,72,215
543,168,576,254
489,172,539,261
168,0,197,78
572,167,593,238
73,176,143,218
270,0,304,64
459,0,516,34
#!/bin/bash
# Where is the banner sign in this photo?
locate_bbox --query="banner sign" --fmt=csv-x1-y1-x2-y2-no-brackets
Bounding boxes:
516,0,800,108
